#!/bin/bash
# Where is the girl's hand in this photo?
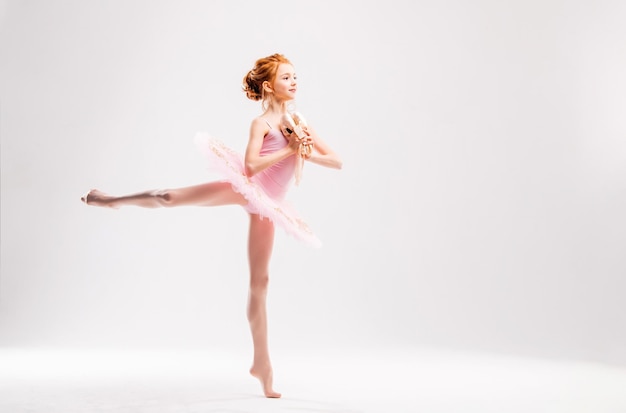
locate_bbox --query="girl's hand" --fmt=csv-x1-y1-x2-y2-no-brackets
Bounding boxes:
301,135,314,159
284,129,302,152
280,112,310,153
284,128,313,153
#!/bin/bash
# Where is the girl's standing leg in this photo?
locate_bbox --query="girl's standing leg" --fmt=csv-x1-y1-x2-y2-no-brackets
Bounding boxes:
81,182,246,208
247,213,281,398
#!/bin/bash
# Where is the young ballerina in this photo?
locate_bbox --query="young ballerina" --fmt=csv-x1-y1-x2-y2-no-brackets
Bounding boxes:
81,53,342,398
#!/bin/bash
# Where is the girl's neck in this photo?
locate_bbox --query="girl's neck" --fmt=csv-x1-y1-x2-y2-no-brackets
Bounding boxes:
264,100,290,117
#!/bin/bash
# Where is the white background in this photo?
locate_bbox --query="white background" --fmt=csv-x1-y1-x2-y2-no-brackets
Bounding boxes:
2,0,626,368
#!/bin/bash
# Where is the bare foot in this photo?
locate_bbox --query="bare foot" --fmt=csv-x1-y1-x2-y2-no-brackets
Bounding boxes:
81,189,118,208
250,364,281,398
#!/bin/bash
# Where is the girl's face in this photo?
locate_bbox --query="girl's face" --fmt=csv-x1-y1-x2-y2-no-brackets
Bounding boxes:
269,63,297,101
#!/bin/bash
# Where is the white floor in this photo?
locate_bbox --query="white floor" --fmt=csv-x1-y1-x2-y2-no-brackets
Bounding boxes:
1,347,625,413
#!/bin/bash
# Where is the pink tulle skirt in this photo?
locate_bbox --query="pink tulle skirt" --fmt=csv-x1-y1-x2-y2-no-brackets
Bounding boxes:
194,133,321,248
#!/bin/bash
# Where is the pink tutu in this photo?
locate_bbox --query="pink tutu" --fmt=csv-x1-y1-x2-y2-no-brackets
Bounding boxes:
194,132,321,248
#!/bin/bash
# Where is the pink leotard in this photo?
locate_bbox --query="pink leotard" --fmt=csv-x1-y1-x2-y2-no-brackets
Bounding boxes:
252,127,296,201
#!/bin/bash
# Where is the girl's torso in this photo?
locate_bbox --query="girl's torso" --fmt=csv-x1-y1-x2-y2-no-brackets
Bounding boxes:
252,124,295,200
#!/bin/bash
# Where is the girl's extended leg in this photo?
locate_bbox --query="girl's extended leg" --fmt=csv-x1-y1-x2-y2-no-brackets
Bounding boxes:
247,213,280,398
81,182,246,208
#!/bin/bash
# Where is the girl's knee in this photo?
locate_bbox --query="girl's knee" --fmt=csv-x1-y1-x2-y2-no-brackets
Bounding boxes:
250,273,269,291
155,189,173,206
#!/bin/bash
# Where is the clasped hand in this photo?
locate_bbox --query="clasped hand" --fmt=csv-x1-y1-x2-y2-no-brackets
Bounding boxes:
280,112,313,159
287,129,313,159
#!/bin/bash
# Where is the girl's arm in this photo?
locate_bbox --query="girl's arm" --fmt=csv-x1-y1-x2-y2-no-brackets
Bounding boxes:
244,117,297,176
305,125,343,170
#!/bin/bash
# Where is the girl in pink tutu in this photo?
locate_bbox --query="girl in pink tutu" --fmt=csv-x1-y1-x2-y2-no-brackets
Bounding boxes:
81,53,342,398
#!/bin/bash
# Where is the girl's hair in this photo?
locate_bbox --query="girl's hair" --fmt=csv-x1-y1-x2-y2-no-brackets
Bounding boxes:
243,53,292,104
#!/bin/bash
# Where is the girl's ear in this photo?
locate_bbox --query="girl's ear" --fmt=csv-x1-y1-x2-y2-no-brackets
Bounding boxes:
263,81,273,93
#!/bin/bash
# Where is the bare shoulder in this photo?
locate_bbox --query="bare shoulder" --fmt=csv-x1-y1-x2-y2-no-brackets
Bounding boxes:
250,116,269,131
248,116,270,143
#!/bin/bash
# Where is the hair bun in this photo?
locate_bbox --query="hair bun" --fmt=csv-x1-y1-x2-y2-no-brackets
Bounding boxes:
243,71,262,101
